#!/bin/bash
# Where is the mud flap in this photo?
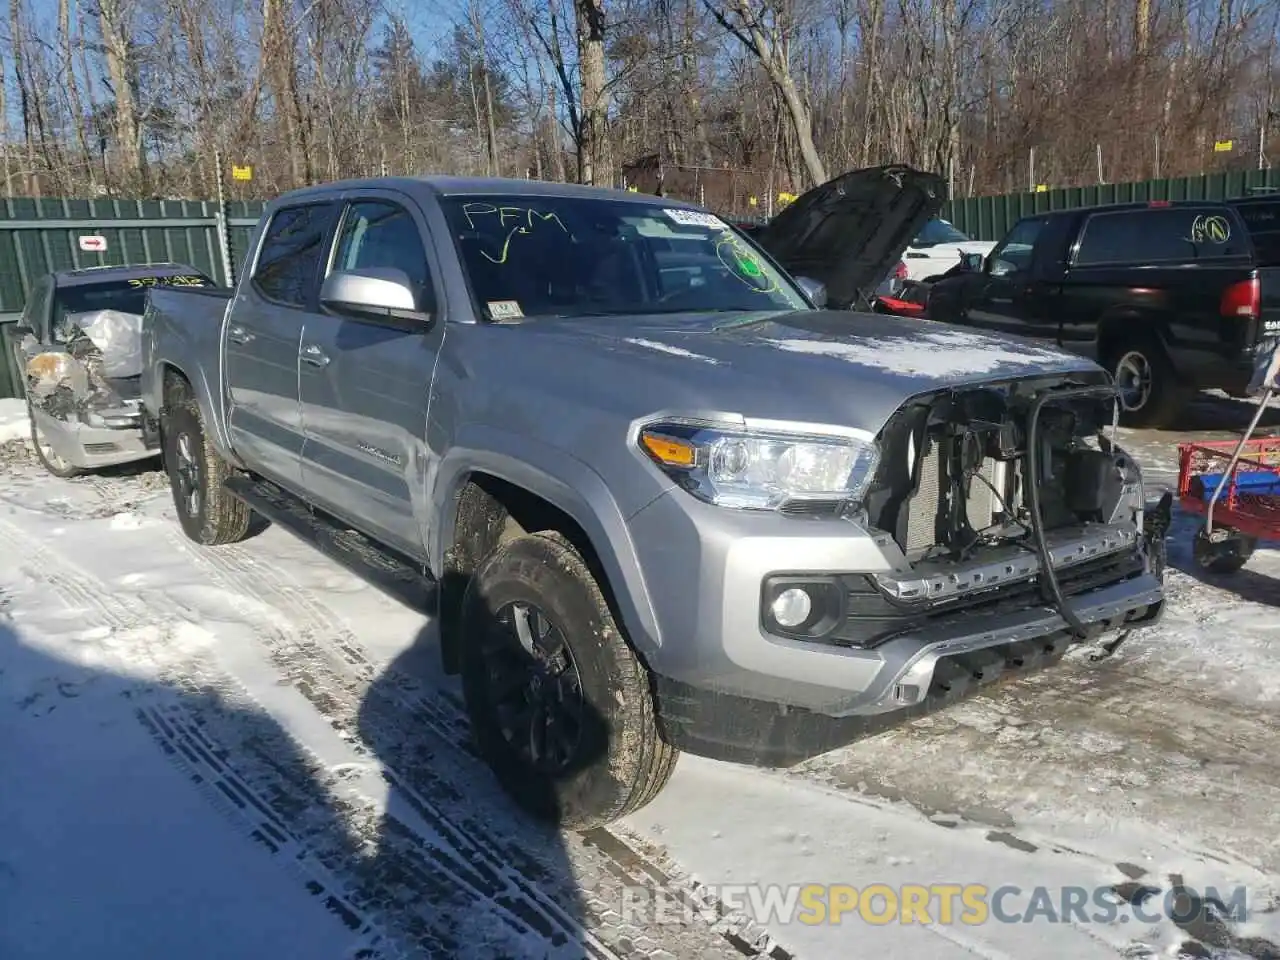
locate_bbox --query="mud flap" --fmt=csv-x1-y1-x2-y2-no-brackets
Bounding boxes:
1088,491,1173,664
1143,491,1174,581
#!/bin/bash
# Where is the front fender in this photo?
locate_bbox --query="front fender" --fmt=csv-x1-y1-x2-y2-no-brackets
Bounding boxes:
431,425,663,658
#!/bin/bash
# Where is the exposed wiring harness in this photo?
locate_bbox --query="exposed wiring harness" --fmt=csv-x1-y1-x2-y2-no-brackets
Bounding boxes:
1024,385,1117,640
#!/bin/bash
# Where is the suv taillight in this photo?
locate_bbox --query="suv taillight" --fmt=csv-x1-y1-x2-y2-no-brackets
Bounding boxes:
1220,277,1261,320
893,261,908,280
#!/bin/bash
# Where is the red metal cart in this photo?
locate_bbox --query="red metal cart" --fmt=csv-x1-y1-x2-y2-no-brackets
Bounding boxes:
1177,389,1280,573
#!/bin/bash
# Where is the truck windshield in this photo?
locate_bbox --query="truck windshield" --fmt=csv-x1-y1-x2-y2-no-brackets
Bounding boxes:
912,218,971,247
439,195,810,321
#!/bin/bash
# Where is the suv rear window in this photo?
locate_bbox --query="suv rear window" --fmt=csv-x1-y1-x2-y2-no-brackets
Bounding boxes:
1074,207,1252,266
1232,199,1280,265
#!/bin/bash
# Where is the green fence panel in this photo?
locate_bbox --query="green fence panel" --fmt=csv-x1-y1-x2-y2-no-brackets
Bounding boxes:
941,169,1280,240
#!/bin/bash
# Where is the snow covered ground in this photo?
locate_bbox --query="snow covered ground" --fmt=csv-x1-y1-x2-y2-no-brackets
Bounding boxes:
0,397,30,443
1,397,1278,960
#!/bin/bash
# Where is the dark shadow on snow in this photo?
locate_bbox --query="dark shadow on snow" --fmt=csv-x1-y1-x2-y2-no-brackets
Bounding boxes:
0,581,599,960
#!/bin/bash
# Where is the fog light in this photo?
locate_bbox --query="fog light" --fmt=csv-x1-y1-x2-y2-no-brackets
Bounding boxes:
771,587,812,628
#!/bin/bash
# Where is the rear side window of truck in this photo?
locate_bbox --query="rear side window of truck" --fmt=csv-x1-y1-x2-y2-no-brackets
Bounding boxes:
1074,207,1252,266
1233,199,1280,265
253,203,335,307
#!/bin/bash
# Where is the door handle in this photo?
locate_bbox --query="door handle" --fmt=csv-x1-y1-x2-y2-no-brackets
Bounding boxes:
300,343,330,367
227,325,254,344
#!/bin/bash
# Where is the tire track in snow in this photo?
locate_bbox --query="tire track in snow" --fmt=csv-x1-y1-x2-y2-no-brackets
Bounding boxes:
0,514,607,960
163,525,791,960
0,517,395,959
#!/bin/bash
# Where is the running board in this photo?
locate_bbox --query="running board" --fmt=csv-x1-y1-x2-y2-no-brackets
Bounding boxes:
224,475,437,612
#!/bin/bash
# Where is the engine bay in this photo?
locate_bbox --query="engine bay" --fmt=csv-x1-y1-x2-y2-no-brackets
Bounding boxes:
864,376,1143,567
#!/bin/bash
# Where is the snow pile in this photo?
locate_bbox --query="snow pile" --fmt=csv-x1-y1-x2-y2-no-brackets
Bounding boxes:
0,397,30,444
764,328,1080,378
624,337,722,364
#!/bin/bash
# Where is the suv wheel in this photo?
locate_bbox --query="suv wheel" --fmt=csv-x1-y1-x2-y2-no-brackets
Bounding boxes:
1106,339,1185,428
460,530,678,829
162,388,255,545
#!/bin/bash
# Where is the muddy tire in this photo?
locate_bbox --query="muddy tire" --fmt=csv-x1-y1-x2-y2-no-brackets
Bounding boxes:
1104,337,1186,428
1193,526,1255,575
28,406,82,479
460,530,678,830
162,384,255,546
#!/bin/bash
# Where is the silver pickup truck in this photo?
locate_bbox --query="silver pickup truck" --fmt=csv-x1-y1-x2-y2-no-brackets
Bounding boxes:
140,169,1170,828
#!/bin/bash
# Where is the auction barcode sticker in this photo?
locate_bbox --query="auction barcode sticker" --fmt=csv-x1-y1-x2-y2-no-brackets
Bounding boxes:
663,209,728,230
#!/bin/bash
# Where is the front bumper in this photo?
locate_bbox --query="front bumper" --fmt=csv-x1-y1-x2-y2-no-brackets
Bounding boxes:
627,490,1165,767
32,402,161,469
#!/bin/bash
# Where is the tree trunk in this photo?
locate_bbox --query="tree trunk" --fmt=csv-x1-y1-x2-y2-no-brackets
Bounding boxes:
10,0,38,194
97,0,145,190
574,0,610,185
60,0,95,189
261,0,311,187
709,1,827,187
470,2,501,176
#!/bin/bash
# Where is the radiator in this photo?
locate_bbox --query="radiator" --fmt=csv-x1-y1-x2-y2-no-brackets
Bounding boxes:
905,440,1006,554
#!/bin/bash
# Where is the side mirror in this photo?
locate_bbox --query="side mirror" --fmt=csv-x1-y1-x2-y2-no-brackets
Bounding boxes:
320,268,427,321
961,252,984,272
796,276,828,308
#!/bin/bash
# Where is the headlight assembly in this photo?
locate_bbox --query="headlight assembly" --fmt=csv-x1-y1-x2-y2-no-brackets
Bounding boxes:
638,418,880,511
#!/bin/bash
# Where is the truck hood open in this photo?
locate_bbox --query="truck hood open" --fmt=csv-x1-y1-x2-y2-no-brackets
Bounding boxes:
747,165,948,309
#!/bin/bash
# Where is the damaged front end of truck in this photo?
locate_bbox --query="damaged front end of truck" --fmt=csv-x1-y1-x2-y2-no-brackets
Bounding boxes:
844,373,1172,713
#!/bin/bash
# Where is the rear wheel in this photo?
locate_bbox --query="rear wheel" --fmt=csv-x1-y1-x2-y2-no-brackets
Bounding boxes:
162,383,255,545
1193,525,1256,575
460,530,678,829
1104,338,1186,428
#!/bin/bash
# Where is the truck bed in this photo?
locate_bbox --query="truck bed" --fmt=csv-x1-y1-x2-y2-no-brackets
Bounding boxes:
139,284,233,439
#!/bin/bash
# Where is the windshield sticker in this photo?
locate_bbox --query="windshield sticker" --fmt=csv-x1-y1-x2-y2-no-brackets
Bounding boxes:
715,232,779,293
663,208,728,230
1190,214,1231,244
126,275,210,288
486,300,524,321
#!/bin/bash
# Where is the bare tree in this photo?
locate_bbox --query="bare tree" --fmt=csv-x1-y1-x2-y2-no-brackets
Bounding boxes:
703,0,827,187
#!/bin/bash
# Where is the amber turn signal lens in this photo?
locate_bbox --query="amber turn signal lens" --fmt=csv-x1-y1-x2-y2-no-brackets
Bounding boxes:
640,431,696,467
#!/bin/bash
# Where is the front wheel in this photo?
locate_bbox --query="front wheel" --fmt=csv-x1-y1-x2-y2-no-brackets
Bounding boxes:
1193,525,1256,575
460,531,678,829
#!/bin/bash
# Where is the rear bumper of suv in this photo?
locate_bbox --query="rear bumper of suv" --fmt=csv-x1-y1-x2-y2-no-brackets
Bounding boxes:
626,490,1164,767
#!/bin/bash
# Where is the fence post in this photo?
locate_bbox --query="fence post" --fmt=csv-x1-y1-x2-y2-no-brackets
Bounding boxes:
212,147,235,287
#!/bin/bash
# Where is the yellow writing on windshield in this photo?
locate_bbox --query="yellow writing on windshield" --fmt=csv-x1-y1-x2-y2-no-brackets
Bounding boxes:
127,275,209,288
462,202,572,264
482,225,531,264
715,232,779,294
462,202,569,235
